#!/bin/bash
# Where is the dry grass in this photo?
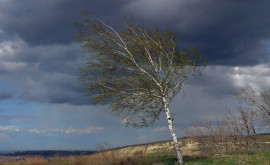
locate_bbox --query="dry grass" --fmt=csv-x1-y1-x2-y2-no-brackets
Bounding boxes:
86,142,148,165
26,156,47,165
0,156,46,165
0,156,91,165
0,142,148,165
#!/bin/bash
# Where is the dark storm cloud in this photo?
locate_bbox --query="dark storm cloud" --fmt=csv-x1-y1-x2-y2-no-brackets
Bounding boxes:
0,35,90,105
0,0,128,45
1,0,270,66
123,0,270,65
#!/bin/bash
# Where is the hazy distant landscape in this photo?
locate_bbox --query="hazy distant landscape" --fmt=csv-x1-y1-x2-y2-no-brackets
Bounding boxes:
0,150,95,157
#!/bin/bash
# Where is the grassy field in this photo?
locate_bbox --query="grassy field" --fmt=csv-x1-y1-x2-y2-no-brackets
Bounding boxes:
1,151,270,165
183,151,270,165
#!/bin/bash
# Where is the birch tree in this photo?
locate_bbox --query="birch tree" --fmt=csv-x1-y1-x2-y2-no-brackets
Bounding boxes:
75,18,207,164
238,86,270,129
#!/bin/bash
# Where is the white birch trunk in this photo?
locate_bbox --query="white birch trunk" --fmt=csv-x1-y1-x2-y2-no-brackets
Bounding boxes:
163,97,183,165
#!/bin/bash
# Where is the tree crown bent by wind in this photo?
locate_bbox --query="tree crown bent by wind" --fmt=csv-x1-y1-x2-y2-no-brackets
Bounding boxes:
75,18,207,127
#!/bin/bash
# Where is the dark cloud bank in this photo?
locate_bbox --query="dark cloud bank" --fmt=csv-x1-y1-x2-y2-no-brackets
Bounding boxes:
0,0,270,106
1,0,270,65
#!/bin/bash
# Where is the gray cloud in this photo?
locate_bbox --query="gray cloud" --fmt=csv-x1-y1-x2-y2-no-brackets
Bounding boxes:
0,113,29,123
28,126,105,135
1,0,270,66
0,126,21,133
0,0,128,45
0,91,13,101
191,65,239,98
167,63,270,127
0,34,89,105
123,0,270,65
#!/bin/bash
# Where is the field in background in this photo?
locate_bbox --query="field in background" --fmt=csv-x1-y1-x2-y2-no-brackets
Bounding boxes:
1,151,270,165
1,133,270,164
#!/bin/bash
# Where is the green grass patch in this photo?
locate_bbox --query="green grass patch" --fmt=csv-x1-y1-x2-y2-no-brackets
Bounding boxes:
139,151,270,165
183,151,270,165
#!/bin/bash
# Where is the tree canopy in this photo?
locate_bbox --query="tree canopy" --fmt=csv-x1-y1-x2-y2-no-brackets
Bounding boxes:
76,19,206,127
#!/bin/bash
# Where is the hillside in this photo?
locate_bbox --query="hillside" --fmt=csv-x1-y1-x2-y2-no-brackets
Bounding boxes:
95,133,270,157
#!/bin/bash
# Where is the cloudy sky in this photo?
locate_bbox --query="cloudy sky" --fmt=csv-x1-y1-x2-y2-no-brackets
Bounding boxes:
1,0,270,150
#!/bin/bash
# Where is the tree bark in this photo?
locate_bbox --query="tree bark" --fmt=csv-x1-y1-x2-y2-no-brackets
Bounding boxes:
163,97,183,165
